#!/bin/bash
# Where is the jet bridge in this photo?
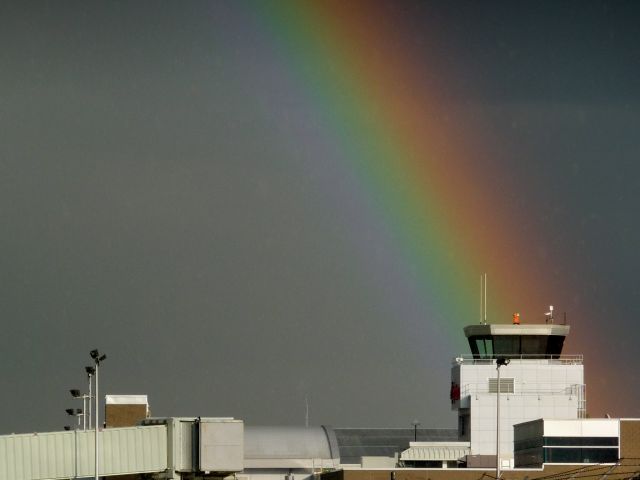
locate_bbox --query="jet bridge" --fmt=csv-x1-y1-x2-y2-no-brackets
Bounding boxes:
0,417,243,480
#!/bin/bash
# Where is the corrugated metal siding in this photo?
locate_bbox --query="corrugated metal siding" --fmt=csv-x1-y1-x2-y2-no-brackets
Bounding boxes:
401,444,471,461
99,425,167,476
0,431,75,480
0,425,167,480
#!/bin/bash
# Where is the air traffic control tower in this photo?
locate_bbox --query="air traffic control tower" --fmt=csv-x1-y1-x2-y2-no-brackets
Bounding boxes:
450,322,585,468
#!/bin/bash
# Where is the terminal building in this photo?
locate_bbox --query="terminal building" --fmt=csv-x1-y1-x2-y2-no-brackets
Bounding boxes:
1,319,639,480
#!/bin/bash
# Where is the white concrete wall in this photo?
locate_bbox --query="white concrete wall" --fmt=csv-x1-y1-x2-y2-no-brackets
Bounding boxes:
470,393,580,460
455,360,584,466
458,362,584,396
543,419,619,437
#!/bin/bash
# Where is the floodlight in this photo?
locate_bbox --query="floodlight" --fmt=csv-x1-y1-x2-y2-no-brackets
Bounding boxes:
64,426,71,431
70,389,81,398
85,366,95,375
90,349,99,360
496,357,510,367
65,408,74,415
99,354,106,362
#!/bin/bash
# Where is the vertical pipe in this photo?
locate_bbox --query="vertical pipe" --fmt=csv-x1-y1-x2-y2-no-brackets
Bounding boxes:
74,429,78,479
83,396,86,430
88,373,92,432
484,273,487,324
95,363,99,480
496,363,501,480
480,275,483,324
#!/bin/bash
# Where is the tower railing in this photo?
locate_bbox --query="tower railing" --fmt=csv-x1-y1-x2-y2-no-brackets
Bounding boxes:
452,354,583,365
460,382,586,397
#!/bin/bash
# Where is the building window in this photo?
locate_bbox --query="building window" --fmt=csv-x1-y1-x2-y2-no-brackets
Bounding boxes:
544,447,618,464
488,377,514,393
544,437,618,447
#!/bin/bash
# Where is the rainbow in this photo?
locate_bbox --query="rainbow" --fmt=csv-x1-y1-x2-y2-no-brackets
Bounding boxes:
248,1,563,327
238,1,610,412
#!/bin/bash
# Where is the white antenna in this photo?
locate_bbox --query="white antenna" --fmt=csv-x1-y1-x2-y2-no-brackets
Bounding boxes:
480,273,488,324
484,273,487,324
480,275,483,324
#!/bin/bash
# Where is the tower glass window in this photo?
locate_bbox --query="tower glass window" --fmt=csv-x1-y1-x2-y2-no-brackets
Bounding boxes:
467,335,566,359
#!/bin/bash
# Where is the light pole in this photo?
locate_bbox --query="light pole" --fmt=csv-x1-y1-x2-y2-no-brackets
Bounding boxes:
70,389,90,430
85,366,95,429
90,349,106,480
411,420,420,442
496,356,510,479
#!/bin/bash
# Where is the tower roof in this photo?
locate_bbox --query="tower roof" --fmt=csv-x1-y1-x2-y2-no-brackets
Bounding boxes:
464,324,570,338
463,323,570,358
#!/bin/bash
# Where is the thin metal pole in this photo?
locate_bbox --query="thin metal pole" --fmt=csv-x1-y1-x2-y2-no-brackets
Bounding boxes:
82,396,86,430
305,395,309,428
496,363,501,480
88,374,92,432
95,363,99,480
480,275,483,324
484,273,487,324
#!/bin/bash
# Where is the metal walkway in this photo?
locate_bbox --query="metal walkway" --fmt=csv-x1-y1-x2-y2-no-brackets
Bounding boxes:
0,425,167,480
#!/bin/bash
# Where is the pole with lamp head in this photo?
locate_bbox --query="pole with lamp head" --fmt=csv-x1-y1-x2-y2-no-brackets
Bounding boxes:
411,420,420,442
69,390,89,430
85,366,95,430
496,356,510,479
65,408,83,429
90,350,106,480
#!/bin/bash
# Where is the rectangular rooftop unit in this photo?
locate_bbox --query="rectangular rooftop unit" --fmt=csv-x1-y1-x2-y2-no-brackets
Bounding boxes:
514,419,620,468
142,417,244,475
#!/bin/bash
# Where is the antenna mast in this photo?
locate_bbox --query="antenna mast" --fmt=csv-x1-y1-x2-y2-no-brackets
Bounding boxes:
480,275,483,324
484,273,487,324
480,273,488,325
305,395,309,428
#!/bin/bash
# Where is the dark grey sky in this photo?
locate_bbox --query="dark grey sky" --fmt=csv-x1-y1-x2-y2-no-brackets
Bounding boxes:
1,1,639,434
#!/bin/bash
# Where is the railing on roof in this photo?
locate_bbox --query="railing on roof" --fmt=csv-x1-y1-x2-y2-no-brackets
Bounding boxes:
458,382,587,417
460,382,585,397
451,354,583,365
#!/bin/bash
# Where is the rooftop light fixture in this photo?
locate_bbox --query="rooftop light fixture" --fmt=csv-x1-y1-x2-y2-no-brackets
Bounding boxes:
65,408,83,430
70,388,90,429
90,350,106,363
496,357,510,367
